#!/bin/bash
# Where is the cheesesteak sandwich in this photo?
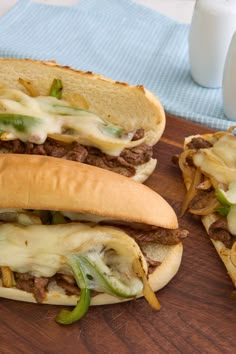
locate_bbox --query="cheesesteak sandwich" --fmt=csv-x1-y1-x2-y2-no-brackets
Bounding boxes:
0,154,187,325
0,58,165,182
175,127,236,286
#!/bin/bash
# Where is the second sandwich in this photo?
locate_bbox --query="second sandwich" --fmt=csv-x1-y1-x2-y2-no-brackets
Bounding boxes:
0,154,187,325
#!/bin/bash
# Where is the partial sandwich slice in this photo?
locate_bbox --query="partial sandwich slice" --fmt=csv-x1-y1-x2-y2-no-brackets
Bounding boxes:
176,126,236,286
0,58,166,182
0,154,187,325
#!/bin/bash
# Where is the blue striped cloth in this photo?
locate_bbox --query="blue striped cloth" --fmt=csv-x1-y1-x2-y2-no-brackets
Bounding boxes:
0,0,233,130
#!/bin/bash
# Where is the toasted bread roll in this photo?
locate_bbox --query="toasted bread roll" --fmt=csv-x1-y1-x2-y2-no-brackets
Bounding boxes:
0,153,185,324
0,58,166,182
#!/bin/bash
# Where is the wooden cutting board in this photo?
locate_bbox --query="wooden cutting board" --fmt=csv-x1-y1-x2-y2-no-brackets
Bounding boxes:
0,114,235,354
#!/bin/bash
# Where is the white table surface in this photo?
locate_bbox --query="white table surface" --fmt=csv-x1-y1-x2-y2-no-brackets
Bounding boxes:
0,0,196,24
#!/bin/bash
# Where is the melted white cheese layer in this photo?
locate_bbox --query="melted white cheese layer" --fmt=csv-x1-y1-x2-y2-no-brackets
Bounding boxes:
192,133,236,235
0,222,146,278
193,134,236,185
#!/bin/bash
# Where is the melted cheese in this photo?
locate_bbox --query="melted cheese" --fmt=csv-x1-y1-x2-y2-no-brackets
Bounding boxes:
193,134,236,184
0,222,146,278
192,133,236,235
0,89,143,156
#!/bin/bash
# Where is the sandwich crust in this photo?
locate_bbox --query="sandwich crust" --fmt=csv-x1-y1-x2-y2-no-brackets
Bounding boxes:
0,154,178,229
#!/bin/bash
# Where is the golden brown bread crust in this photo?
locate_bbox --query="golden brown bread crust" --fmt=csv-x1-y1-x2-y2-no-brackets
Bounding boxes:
0,154,178,229
0,243,183,306
0,58,166,146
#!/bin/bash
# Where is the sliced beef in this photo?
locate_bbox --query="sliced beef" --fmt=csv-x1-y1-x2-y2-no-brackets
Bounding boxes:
120,143,152,166
208,218,235,248
132,128,145,141
29,144,47,155
14,272,80,300
29,139,88,162
33,277,50,303
15,272,49,303
118,226,189,245
0,136,152,177
187,137,213,150
12,139,26,153
15,273,34,293
145,256,161,274
43,140,88,162
55,273,80,296
85,147,136,177
13,272,101,299
189,189,215,210
0,138,88,162
64,144,88,162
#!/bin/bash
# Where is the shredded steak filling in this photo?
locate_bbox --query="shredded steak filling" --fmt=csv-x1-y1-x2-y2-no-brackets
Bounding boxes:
189,189,215,210
55,274,80,296
0,129,152,177
145,256,162,274
208,218,235,248
118,226,189,245
15,272,49,303
186,137,213,150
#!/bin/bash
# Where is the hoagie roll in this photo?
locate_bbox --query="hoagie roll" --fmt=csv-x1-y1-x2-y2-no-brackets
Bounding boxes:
0,154,187,325
0,58,166,182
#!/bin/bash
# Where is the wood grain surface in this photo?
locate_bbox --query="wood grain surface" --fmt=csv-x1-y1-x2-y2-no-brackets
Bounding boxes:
0,114,235,354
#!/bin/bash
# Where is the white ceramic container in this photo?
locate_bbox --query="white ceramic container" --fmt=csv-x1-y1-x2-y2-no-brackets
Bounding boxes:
223,31,236,121
189,0,236,88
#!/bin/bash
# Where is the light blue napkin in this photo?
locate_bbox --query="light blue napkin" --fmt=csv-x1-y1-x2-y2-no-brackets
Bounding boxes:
0,0,233,130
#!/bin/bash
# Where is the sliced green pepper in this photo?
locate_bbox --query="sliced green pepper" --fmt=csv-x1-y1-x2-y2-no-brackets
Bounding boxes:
56,288,91,325
215,182,236,217
215,205,231,217
0,114,40,132
49,79,63,99
56,253,91,325
215,182,236,206
56,251,143,325
73,254,143,298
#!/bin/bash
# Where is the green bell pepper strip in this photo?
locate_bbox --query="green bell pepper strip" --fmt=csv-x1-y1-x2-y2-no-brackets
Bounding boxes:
55,252,143,325
215,204,231,217
0,114,40,132
49,79,63,99
215,182,236,206
56,288,91,325
215,183,236,217
74,254,143,298
56,254,91,325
